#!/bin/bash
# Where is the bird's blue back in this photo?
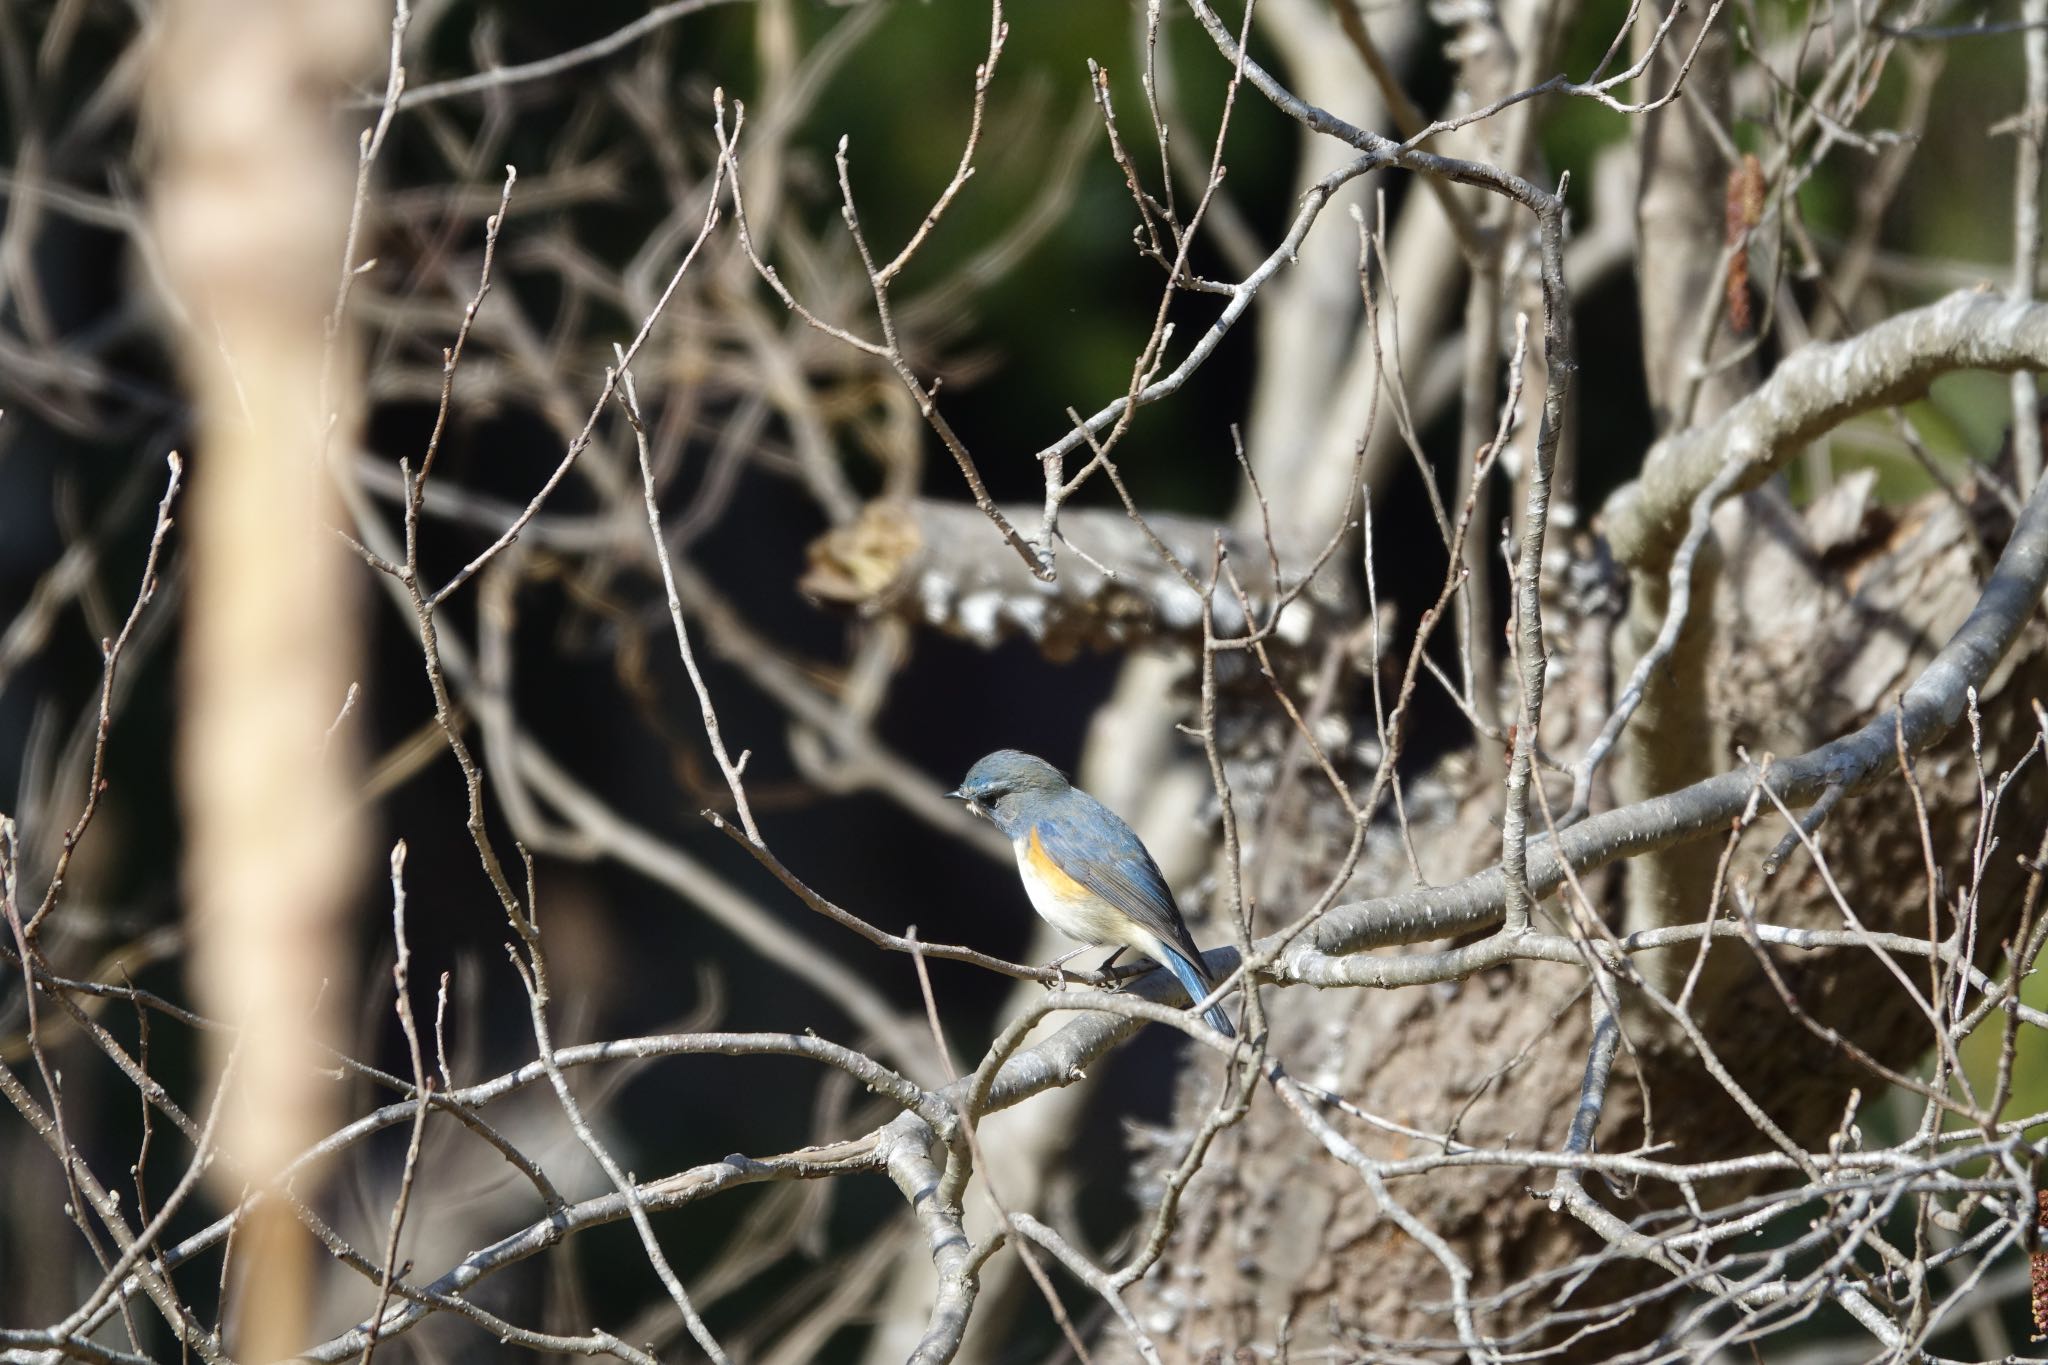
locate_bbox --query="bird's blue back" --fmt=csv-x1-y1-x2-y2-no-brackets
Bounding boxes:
1032,787,1211,975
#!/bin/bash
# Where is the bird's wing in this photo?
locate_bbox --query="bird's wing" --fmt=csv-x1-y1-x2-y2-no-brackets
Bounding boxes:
1033,793,1211,972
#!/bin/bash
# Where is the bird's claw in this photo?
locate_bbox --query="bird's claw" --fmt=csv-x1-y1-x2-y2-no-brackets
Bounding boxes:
1041,947,1091,992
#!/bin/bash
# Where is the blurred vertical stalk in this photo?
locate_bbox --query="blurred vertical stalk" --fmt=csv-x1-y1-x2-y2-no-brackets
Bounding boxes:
2012,0,2046,497
1616,0,1738,952
149,0,379,1356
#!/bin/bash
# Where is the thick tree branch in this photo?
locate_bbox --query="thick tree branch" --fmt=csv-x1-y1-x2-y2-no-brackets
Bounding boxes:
801,498,1330,660
1605,290,2048,572
1292,454,2048,975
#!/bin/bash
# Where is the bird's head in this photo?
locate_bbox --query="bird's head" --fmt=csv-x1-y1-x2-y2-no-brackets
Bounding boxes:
948,749,1070,833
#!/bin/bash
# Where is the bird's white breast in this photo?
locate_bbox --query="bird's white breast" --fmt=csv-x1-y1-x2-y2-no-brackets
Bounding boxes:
1012,835,1141,949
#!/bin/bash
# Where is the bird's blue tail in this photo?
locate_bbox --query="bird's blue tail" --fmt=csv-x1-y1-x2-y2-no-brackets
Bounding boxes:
1156,945,1235,1038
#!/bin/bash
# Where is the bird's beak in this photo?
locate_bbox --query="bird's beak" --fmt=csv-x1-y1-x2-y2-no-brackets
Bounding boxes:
945,788,966,801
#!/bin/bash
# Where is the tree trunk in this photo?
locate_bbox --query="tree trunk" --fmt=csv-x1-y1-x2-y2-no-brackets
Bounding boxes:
1125,484,2045,1359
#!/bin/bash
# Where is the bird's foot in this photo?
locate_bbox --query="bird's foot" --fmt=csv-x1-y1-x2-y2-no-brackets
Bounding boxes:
1041,946,1091,991
1095,947,1127,991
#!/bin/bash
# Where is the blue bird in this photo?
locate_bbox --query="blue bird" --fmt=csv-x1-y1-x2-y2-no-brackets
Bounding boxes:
950,750,1235,1037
